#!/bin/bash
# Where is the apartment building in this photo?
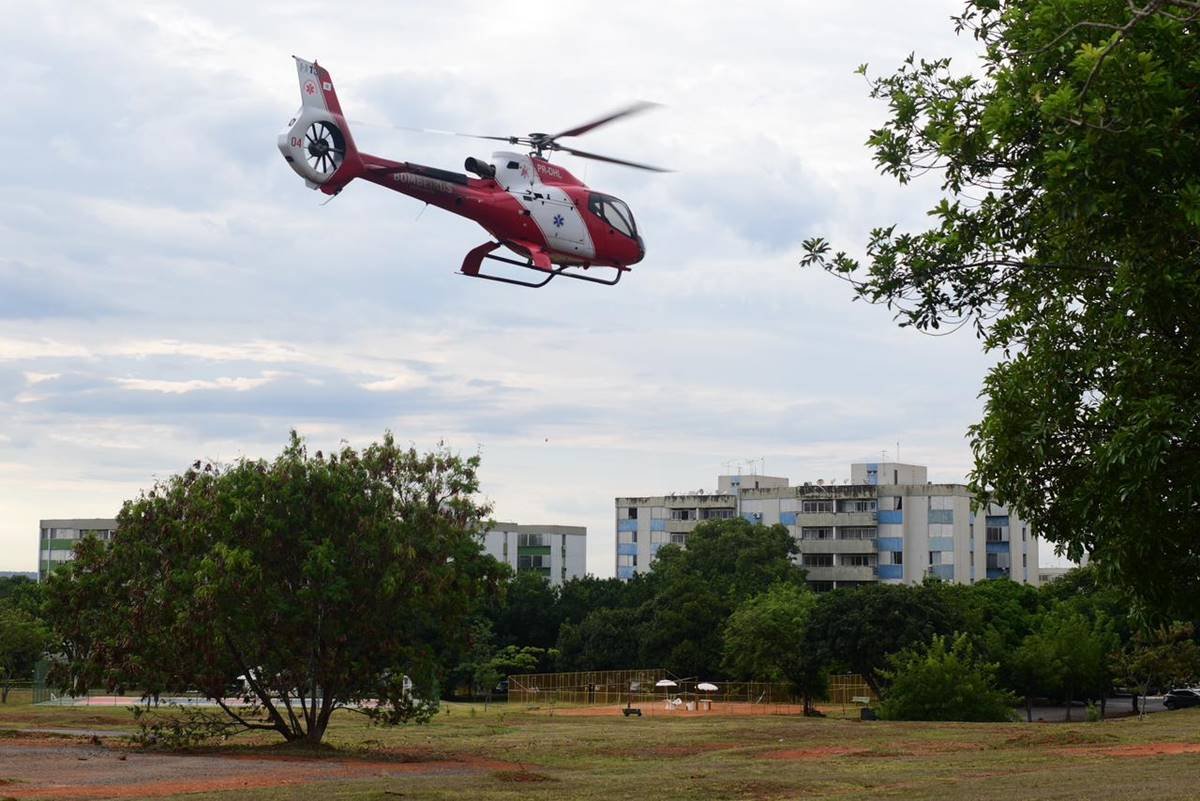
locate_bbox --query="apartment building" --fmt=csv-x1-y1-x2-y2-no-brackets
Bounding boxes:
615,463,1038,589
37,518,118,581
480,522,587,586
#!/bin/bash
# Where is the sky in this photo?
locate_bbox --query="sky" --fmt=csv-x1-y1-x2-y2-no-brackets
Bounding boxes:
0,1,1073,573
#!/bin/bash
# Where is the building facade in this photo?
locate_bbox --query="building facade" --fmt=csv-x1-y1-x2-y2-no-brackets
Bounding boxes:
38,518,118,581
480,522,587,586
615,463,1038,589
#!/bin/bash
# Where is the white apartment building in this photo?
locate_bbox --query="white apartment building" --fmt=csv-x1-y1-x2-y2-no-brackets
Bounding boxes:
38,518,118,581
615,463,1037,589
480,522,587,586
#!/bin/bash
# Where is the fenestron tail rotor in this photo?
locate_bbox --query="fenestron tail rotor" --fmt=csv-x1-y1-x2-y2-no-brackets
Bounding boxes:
305,121,346,175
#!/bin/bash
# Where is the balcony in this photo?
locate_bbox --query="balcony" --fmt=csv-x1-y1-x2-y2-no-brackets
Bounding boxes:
803,564,878,583
800,539,878,554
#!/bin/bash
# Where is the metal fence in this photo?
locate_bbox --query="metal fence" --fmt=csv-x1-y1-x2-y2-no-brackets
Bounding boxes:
507,669,876,715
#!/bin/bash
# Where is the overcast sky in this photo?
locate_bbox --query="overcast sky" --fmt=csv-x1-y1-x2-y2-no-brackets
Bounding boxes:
0,1,1072,573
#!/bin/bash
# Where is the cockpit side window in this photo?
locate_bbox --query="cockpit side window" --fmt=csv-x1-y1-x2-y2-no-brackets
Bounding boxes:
588,194,637,238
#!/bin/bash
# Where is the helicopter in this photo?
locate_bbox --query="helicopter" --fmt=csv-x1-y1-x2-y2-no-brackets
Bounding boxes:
277,58,667,288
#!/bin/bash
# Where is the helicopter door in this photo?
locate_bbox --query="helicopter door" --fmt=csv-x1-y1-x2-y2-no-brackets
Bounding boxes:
519,187,595,259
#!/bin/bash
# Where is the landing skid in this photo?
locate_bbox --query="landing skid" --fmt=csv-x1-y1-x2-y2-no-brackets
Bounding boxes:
460,242,624,288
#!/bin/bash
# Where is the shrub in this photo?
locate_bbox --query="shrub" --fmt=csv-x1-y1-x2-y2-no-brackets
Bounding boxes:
878,633,1015,722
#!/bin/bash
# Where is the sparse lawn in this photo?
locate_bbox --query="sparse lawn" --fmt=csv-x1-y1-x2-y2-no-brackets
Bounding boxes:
1,697,1198,800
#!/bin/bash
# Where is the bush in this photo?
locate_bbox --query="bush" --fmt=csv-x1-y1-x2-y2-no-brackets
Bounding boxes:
878,634,1016,722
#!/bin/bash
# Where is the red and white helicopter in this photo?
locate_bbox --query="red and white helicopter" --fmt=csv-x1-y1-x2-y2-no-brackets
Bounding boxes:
278,58,666,288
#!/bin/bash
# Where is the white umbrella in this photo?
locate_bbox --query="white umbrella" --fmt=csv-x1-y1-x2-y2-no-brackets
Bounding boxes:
697,682,718,692
656,679,677,709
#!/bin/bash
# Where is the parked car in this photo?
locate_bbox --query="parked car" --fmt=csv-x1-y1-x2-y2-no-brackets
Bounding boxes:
1163,689,1200,710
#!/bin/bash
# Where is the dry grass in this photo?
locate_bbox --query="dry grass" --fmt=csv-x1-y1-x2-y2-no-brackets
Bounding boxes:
1,695,1198,800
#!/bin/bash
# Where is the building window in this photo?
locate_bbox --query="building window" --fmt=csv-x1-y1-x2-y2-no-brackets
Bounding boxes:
518,554,552,570
837,499,877,513
669,508,696,521
803,553,834,567
618,531,637,544
801,527,834,540
650,531,669,545
670,532,688,545
628,507,638,519
617,554,637,567
986,527,1008,543
986,553,1011,570
800,499,834,514
841,554,876,567
518,532,547,547
700,508,735,519
1022,553,1027,567
839,526,876,540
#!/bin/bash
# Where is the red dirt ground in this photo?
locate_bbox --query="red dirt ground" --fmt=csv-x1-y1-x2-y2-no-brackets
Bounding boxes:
1058,742,1200,758
0,736,517,799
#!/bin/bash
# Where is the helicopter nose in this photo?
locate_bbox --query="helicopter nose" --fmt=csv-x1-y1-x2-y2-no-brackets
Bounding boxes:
635,235,646,263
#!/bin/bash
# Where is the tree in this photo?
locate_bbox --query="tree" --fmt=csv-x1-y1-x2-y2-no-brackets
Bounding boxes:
556,607,644,671
558,575,648,626
805,581,966,696
489,571,562,651
639,518,807,677
878,634,1015,722
1026,606,1118,721
721,583,826,713
1115,622,1200,718
45,432,503,744
801,1,1200,618
0,605,48,703
0,576,45,618
651,518,806,606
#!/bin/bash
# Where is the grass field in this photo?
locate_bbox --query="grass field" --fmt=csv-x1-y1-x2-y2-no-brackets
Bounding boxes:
1,696,1198,800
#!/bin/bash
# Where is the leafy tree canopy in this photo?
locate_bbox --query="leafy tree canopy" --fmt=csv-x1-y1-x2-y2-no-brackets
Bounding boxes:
0,605,48,703
802,0,1200,618
45,432,503,744
722,583,826,711
878,633,1015,722
806,580,966,695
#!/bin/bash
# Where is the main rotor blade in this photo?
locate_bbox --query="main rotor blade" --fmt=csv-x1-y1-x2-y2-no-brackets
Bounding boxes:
348,119,514,143
557,144,671,173
550,101,660,141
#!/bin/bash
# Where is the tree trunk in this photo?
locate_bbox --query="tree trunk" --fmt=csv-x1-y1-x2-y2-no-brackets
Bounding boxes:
1,684,9,704
1065,684,1072,722
1100,695,1106,720
1025,695,1032,723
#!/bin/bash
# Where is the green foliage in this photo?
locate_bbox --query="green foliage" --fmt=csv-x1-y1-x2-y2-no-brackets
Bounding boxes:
878,634,1016,722
805,580,966,695
556,607,643,671
638,518,807,676
489,571,561,651
0,604,49,702
0,576,45,619
44,431,503,744
721,583,826,711
802,0,1200,618
1115,622,1200,715
1018,605,1119,719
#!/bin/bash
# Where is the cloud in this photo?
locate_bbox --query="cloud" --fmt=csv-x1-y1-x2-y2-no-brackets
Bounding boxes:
0,0,1008,577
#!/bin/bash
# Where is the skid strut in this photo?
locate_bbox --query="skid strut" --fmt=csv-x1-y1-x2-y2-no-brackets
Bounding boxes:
460,242,624,288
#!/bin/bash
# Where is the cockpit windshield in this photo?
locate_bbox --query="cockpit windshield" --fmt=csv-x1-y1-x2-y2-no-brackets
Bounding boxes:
588,194,637,238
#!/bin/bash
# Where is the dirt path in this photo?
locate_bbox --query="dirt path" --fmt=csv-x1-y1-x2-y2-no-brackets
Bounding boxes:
0,737,514,799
